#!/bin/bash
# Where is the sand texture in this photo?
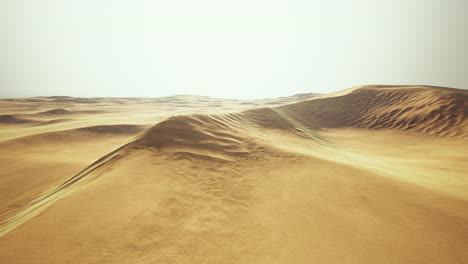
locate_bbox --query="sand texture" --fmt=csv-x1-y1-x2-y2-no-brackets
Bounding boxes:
0,86,467,263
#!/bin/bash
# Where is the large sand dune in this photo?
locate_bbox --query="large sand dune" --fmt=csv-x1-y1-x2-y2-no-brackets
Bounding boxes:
0,86,467,263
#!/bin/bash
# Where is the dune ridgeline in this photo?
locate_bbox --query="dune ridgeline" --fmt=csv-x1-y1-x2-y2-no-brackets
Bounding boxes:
0,85,467,263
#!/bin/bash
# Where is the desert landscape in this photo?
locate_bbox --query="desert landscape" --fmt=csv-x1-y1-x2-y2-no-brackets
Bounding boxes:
0,85,467,263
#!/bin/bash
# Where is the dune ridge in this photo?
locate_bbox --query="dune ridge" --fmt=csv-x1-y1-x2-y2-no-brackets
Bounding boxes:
0,149,123,237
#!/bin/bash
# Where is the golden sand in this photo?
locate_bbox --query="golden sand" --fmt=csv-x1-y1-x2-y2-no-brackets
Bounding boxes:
0,86,467,263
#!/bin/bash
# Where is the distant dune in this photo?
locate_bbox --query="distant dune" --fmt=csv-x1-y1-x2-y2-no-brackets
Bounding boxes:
0,86,467,263
38,108,71,115
0,114,36,124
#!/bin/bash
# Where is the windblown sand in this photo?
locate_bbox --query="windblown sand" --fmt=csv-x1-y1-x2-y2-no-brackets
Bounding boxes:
0,86,467,263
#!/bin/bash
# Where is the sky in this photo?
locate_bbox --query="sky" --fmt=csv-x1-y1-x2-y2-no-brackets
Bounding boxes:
1,0,468,99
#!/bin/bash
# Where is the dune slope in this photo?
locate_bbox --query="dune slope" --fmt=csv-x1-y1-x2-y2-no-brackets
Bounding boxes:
277,85,468,137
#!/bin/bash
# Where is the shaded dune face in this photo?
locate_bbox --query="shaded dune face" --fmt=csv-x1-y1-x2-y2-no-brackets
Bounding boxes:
277,86,468,137
77,124,145,135
0,115,35,124
38,108,71,115
129,115,252,160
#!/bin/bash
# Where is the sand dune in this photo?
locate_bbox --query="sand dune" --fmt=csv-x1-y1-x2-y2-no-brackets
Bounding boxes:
38,108,71,115
0,114,36,124
279,85,468,137
0,86,467,263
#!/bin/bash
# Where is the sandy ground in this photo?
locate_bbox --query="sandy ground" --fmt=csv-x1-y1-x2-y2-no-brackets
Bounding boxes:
0,86,467,263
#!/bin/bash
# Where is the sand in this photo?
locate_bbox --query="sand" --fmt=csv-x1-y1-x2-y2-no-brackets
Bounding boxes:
0,86,467,263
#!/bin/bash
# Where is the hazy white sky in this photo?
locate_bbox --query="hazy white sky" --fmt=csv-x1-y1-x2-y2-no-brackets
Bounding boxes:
1,0,467,98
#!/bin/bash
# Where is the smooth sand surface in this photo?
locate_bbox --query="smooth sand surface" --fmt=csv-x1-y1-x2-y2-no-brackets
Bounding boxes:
0,86,467,263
